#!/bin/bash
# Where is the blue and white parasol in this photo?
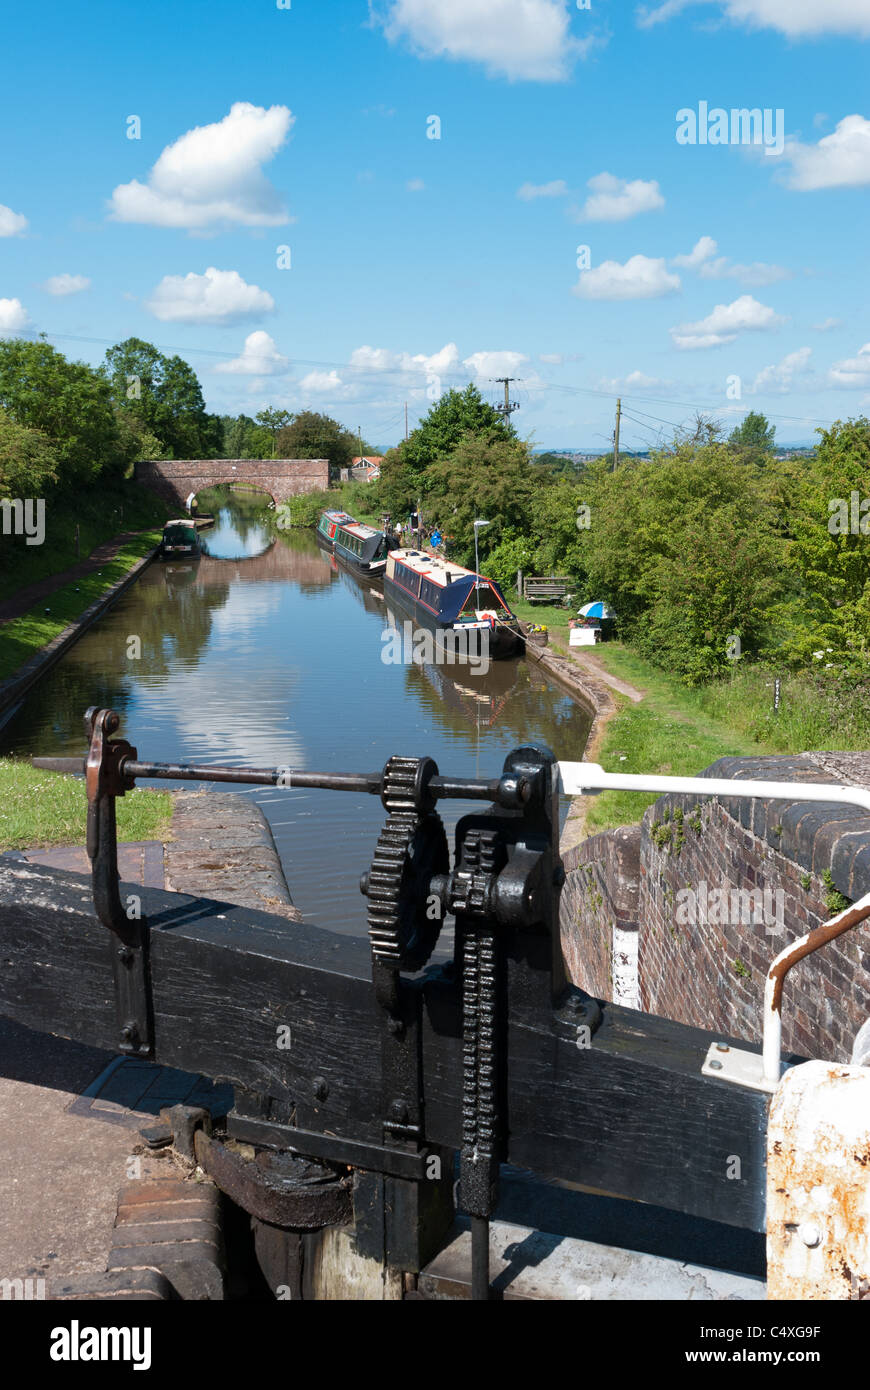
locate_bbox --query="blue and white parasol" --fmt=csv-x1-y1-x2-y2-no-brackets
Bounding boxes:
577,601,616,620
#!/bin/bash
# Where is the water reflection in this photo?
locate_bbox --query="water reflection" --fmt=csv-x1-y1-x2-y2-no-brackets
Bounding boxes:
1,496,591,933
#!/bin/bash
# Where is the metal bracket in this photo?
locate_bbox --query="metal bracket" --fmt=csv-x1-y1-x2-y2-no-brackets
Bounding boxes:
702,1041,791,1094
84,707,153,1058
226,1113,431,1182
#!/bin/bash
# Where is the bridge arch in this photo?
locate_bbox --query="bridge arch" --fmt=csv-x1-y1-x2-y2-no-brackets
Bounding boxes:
134,458,329,511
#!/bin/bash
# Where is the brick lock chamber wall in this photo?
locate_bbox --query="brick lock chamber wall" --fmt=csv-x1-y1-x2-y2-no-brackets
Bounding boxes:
559,753,870,1064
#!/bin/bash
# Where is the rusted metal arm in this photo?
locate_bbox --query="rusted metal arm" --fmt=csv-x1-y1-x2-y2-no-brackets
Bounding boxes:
763,889,870,1083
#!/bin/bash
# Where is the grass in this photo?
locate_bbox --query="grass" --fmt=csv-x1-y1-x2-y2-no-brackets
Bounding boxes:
562,643,768,834
577,642,870,834
0,760,172,850
0,480,169,602
510,598,573,645
0,531,161,681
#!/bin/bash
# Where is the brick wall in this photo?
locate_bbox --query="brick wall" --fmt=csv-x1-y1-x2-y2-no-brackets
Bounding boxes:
134,459,329,508
561,826,640,1005
559,752,870,1064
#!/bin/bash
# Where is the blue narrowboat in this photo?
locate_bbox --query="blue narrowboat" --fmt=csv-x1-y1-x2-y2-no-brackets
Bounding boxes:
384,548,524,660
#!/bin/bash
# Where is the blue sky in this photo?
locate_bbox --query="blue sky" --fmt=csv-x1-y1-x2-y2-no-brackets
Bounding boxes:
2,0,869,448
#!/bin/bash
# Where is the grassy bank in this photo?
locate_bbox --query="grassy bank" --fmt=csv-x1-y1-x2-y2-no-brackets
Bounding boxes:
277,481,382,530
0,480,168,602
0,531,160,681
579,643,870,834
0,760,172,850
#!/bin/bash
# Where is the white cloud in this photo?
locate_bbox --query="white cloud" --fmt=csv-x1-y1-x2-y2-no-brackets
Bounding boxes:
145,267,275,324
0,204,28,237
672,235,718,269
462,350,529,378
539,353,564,364
830,343,870,387
374,0,597,81
574,254,681,301
672,236,788,286
812,317,843,332
349,345,402,372
41,273,91,296
574,173,664,222
636,0,870,39
348,342,462,377
517,179,569,201
298,369,347,395
0,298,29,335
700,258,790,287
406,178,426,192
109,102,294,229
670,293,786,349
782,115,870,192
215,331,288,375
750,346,812,394
597,370,674,392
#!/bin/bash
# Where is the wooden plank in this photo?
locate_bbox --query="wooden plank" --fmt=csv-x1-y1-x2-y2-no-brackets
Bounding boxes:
0,861,768,1230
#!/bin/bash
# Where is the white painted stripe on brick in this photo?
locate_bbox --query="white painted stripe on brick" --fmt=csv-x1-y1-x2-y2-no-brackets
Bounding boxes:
612,927,639,1010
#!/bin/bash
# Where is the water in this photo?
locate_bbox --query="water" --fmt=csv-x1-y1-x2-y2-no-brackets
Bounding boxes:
1,493,592,933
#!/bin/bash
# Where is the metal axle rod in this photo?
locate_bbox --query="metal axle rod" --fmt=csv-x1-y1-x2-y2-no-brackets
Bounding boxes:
32,756,521,805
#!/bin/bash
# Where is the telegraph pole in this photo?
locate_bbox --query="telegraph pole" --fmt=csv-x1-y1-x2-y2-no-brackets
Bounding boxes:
405,402,409,441
493,378,521,425
613,397,621,471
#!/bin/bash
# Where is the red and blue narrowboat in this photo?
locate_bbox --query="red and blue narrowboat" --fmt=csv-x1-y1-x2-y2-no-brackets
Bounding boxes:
315,509,356,552
384,549,524,660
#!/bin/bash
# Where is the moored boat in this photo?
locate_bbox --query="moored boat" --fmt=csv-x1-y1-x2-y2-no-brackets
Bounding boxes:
333,519,396,576
315,509,356,551
159,518,201,559
384,548,524,660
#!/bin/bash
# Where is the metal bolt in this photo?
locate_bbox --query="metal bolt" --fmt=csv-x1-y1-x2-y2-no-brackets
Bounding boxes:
716,1043,730,1053
389,1100,409,1124
798,1222,822,1248
388,1017,405,1037
312,1077,328,1102
117,947,133,965
120,1023,136,1044
709,1059,723,1071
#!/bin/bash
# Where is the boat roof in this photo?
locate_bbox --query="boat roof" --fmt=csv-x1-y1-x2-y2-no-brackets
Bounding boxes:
165,518,196,527
323,509,355,522
338,522,380,540
390,549,487,589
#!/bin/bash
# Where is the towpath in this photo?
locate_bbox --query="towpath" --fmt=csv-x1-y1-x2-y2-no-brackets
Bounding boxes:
0,530,147,624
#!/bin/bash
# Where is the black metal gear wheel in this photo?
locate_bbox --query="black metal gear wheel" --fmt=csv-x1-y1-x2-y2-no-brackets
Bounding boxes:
365,810,449,971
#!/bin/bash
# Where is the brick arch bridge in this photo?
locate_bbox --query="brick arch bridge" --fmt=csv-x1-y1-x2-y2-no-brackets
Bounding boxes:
134,458,329,510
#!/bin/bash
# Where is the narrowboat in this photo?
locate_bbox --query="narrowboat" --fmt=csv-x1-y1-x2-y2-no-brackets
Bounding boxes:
333,520,396,577
159,519,200,559
315,509,356,552
384,549,524,660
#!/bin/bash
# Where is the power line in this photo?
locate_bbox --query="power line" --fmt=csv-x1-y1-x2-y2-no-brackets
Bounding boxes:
20,326,840,431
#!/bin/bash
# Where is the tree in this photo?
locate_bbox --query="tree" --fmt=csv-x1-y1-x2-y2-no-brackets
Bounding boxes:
729,411,776,460
0,336,128,485
255,408,293,437
403,384,512,471
104,338,221,459
275,412,357,471
576,442,785,683
777,416,870,669
0,410,58,495
422,435,551,565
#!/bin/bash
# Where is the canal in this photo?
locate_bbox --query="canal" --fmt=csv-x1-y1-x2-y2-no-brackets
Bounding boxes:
0,491,592,934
